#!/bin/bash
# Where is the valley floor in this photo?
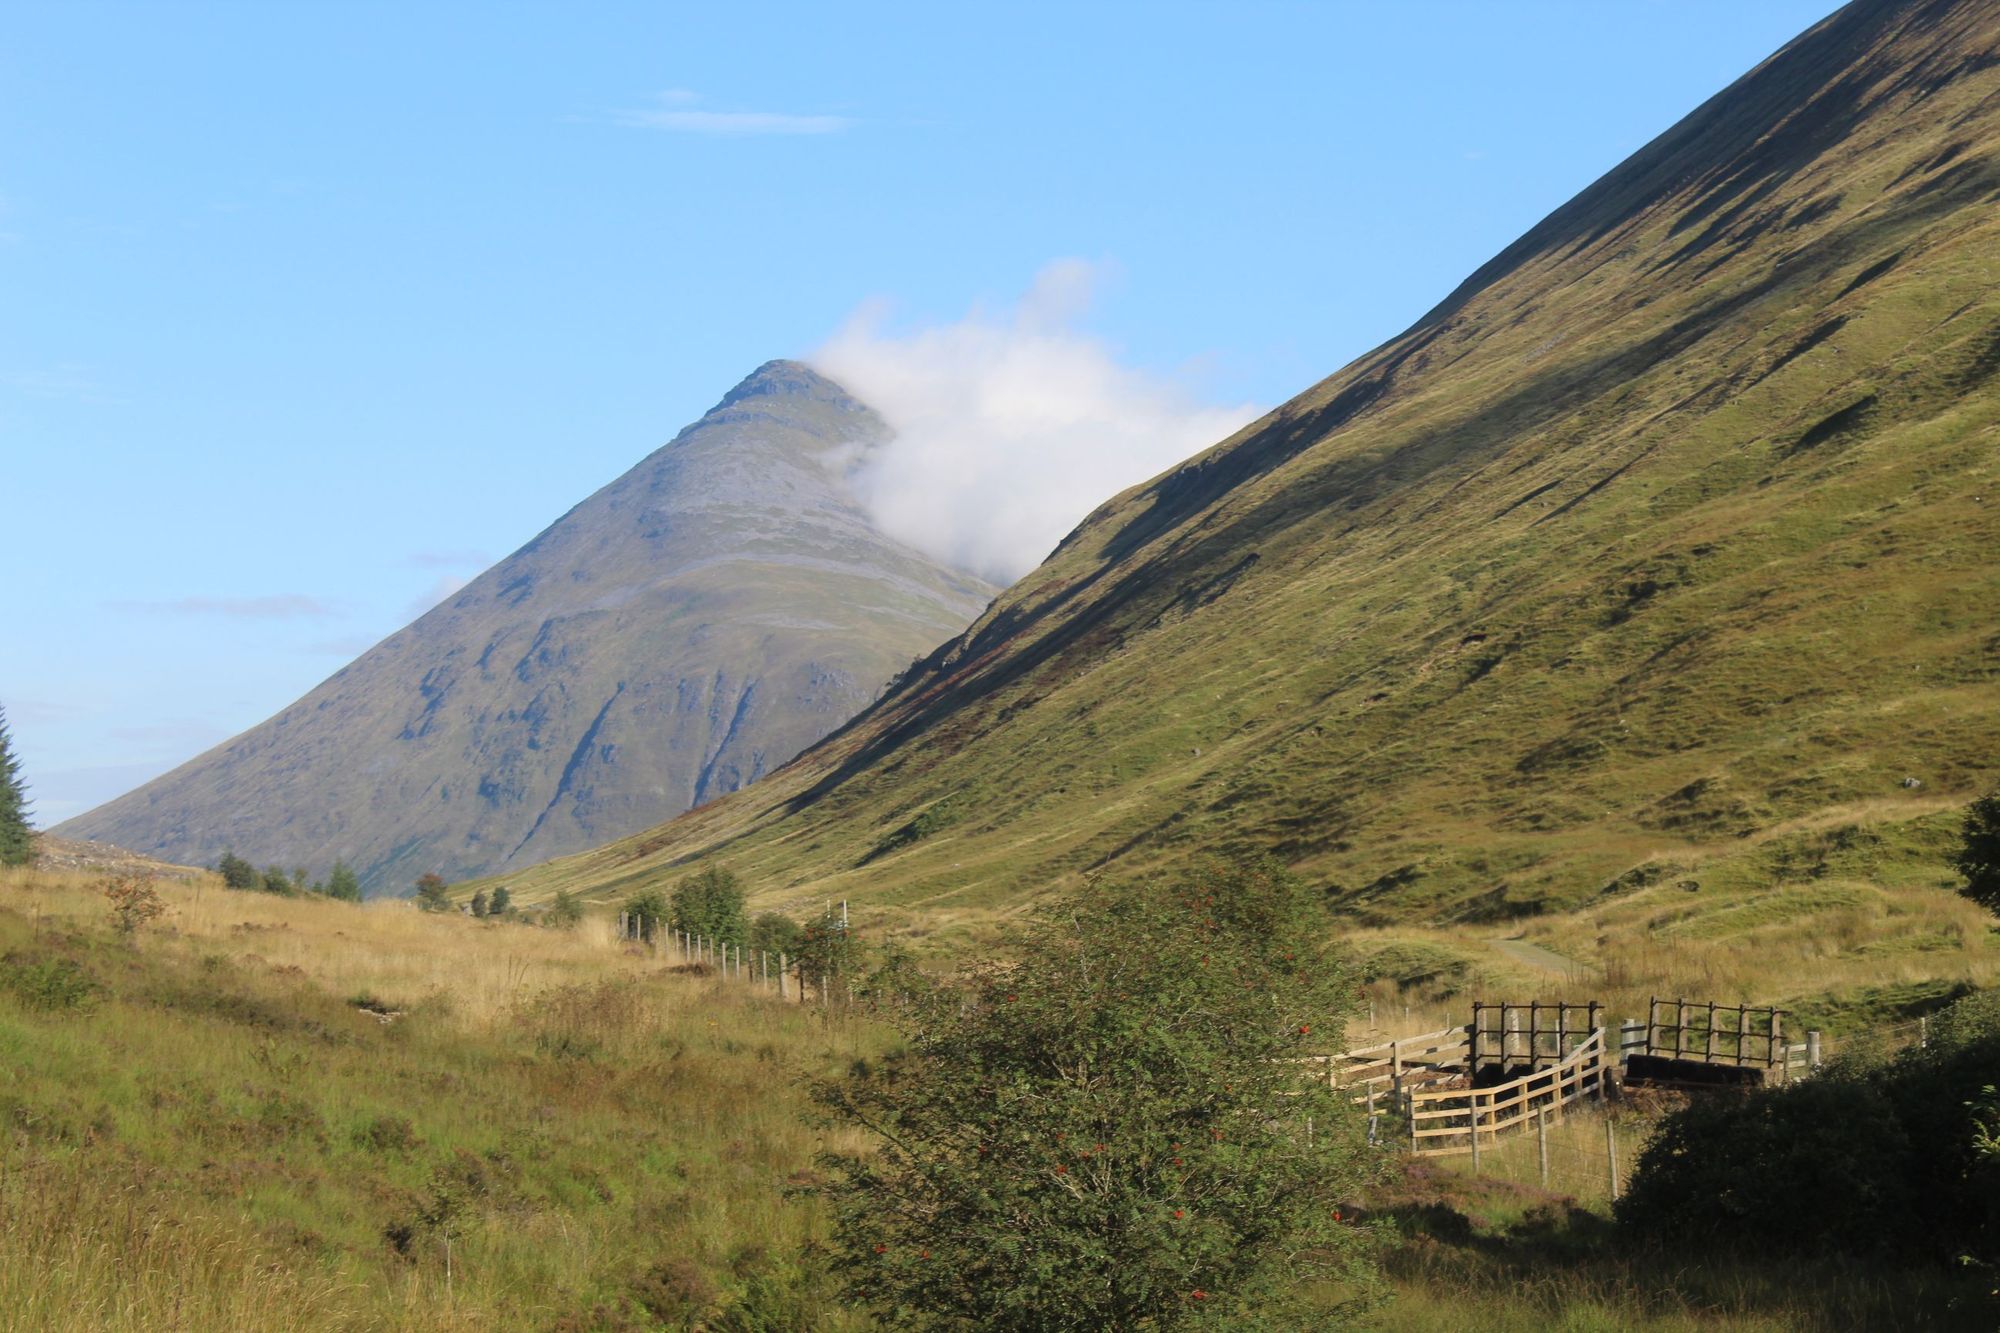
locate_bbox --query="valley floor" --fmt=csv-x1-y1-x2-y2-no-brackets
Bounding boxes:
0,866,1990,1330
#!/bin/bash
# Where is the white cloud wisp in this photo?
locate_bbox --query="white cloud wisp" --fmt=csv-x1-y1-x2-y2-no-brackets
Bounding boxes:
812,262,1262,585
613,90,851,136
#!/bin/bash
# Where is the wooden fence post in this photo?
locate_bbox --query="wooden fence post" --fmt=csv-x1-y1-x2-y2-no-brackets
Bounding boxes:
779,953,790,1000
1606,1120,1620,1201
1469,1091,1482,1172
1537,1108,1549,1187
1806,1030,1821,1070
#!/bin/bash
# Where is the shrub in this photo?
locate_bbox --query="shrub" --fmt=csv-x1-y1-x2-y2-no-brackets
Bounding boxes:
101,874,166,936
353,1113,421,1155
469,890,489,919
414,873,451,912
488,885,512,916
669,866,746,946
749,911,805,959
1620,986,2000,1269
323,860,363,903
2,954,98,1012
218,852,260,892
816,858,1384,1328
544,889,583,930
792,915,856,998
623,888,669,940
1955,792,2000,915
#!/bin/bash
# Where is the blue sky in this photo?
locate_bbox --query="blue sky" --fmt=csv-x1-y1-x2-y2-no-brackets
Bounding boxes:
2,1,1844,826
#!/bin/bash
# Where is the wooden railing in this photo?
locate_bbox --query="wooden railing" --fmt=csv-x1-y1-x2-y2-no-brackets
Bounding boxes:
1641,996,1787,1073
1323,1025,1470,1099
1406,1027,1609,1159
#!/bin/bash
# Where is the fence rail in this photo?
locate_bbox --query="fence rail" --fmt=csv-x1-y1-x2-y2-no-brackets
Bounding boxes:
1323,1025,1470,1099
1407,1027,1610,1159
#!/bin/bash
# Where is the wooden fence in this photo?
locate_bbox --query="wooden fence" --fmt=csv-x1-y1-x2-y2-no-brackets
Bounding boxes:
1638,996,1789,1076
1407,1027,1610,1159
1324,1025,1470,1099
1469,1000,1604,1075
615,913,821,1002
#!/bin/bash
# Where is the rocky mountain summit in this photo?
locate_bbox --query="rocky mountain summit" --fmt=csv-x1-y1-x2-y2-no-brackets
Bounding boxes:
59,361,994,893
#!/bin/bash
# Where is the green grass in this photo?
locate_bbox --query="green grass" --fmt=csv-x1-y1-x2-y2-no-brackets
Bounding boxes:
0,869,877,1331
6,865,1996,1330
472,9,2000,1061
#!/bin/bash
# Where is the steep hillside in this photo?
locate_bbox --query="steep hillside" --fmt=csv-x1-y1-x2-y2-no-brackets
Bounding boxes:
59,363,993,892
494,0,2000,950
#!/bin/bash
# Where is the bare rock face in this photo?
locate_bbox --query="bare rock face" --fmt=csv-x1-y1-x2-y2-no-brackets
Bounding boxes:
59,361,994,893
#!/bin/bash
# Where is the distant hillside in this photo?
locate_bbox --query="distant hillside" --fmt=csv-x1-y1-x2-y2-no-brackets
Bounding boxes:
30,834,201,880
490,0,2000,936
59,362,993,893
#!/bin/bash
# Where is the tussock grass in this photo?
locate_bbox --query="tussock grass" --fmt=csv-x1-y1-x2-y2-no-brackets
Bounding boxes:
0,867,875,1331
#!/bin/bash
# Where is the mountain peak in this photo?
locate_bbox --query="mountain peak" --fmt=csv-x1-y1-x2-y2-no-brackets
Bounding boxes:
714,358,855,413
58,362,995,891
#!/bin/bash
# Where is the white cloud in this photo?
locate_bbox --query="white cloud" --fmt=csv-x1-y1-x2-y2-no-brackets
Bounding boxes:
811,261,1263,584
117,594,339,620
403,574,469,621
613,90,851,136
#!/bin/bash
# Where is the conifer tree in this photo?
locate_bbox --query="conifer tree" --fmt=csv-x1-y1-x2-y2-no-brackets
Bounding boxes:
324,860,362,903
0,706,31,867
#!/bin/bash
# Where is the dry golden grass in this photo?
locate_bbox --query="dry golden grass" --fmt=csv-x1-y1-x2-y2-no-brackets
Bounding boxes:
0,865,876,1331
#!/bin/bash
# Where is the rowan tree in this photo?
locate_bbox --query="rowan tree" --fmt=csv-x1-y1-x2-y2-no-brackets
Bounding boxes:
815,858,1385,1330
414,872,452,912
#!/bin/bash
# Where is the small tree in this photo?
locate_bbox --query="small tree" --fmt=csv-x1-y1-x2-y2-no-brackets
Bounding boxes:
324,860,363,903
623,887,669,940
261,865,295,896
794,914,857,998
544,888,583,930
469,889,490,919
102,874,166,937
750,910,805,959
218,851,260,892
816,859,1383,1328
414,872,452,912
669,865,747,946
489,885,512,917
1954,792,2000,914
0,705,32,867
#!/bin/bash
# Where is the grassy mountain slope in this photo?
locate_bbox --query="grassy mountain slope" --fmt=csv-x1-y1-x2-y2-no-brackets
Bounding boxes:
493,0,2000,992
58,363,993,893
